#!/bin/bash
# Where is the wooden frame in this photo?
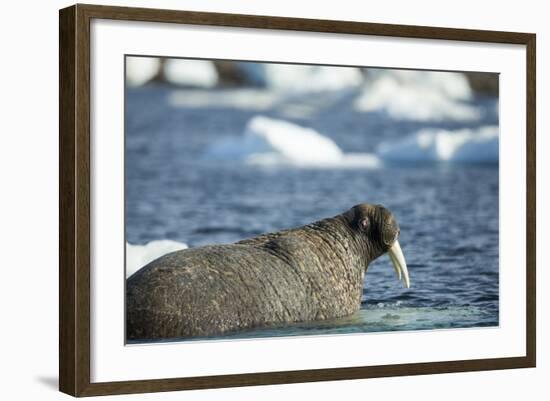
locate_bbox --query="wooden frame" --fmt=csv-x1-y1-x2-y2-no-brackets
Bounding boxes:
59,3,536,397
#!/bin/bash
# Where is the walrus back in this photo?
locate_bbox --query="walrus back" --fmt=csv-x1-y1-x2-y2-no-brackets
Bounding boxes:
126,244,314,340
126,216,366,341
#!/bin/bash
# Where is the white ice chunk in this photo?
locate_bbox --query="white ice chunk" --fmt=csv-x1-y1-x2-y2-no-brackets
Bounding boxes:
355,70,480,122
126,240,188,278
126,57,161,87
164,59,218,88
377,126,499,163
205,116,380,169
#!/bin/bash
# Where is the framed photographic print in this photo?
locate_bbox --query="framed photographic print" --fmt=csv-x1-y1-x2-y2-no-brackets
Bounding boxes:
59,4,536,397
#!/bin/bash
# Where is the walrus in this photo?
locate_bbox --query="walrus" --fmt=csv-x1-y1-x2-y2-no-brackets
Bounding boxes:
127,203,409,341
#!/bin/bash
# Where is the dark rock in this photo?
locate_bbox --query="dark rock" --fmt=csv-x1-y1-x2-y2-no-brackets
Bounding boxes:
464,72,499,96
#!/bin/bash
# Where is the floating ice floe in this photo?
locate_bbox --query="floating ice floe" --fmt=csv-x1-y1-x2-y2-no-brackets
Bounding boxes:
168,86,349,119
126,240,188,278
355,70,481,122
164,59,218,88
377,126,499,163
126,57,161,87
169,88,281,110
238,63,364,93
205,116,498,167
204,116,380,168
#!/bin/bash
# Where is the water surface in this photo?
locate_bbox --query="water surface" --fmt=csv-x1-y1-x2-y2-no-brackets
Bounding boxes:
125,84,499,342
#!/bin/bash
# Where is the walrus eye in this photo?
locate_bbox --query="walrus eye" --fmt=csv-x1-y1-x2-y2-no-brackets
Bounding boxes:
359,218,369,231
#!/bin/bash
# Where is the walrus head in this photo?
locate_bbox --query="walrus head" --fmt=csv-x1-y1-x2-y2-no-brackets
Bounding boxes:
344,203,410,288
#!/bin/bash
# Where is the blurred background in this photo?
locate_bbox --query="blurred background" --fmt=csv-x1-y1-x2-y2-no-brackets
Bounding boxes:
125,56,499,340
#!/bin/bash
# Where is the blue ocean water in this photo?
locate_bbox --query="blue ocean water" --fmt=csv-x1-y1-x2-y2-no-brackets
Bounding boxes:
125,84,499,341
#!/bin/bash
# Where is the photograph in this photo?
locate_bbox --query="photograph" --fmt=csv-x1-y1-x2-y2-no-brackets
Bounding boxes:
124,56,500,344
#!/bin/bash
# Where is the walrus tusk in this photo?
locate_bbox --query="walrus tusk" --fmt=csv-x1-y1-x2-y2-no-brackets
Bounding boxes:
388,240,410,288
388,251,402,281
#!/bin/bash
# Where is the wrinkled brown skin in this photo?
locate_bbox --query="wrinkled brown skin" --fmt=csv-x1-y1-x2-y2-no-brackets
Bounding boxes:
127,203,400,341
